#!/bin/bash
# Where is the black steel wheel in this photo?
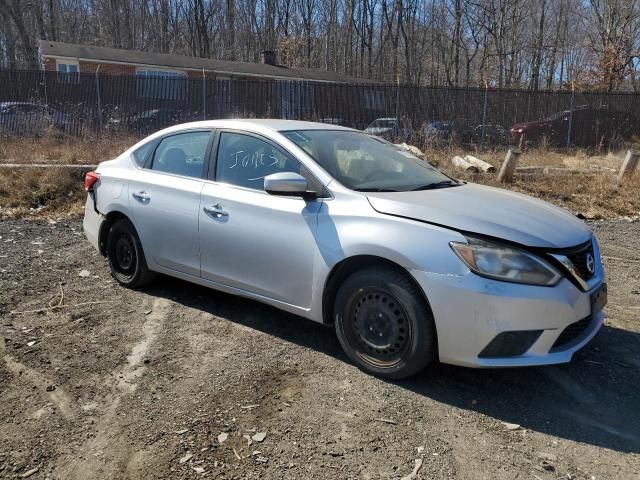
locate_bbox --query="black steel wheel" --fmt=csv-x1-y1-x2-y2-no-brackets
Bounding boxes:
113,232,136,275
106,218,156,288
334,267,437,379
349,289,412,367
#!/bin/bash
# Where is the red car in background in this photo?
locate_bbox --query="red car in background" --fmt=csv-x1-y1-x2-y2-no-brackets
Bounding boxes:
510,106,637,148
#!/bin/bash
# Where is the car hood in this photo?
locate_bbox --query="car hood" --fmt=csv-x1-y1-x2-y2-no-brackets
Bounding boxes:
366,183,591,248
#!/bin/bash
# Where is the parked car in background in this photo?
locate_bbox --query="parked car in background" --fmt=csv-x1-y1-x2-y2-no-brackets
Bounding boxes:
107,108,199,135
474,124,509,145
423,121,453,143
364,117,412,140
320,118,349,127
0,102,71,136
422,119,475,145
450,118,475,144
83,119,607,379
510,106,637,147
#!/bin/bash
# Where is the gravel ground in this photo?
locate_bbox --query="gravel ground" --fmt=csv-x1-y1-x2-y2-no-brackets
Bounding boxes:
0,218,638,479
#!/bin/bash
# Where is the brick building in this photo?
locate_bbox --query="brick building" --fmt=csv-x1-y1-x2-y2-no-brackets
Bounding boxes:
39,40,371,84
37,40,386,123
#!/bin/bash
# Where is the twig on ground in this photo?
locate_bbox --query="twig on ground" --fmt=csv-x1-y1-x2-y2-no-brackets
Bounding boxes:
10,300,119,315
48,282,64,308
601,255,640,264
232,447,242,461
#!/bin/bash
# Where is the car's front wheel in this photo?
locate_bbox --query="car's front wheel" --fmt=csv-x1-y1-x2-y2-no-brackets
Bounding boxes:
333,267,437,380
106,218,156,288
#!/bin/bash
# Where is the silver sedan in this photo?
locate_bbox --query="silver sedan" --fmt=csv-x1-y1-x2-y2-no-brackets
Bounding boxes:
83,120,607,379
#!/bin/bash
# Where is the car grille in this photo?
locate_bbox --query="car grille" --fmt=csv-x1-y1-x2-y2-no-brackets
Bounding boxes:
551,316,592,351
564,242,595,280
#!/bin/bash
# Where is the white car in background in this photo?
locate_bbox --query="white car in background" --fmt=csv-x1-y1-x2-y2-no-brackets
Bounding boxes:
83,120,607,379
364,117,412,140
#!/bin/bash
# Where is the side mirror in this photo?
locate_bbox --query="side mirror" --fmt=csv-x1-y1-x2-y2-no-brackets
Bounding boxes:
264,172,310,197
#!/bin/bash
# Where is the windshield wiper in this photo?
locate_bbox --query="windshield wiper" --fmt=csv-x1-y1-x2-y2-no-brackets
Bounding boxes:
354,187,400,192
411,180,461,191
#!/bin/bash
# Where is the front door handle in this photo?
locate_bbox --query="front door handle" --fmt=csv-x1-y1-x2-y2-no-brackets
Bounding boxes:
203,204,228,218
132,190,150,201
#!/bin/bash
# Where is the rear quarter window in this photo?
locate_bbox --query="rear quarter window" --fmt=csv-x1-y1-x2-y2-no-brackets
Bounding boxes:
132,141,155,167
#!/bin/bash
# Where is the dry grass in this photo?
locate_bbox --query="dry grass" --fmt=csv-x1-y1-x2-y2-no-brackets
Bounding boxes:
0,167,86,218
424,146,640,219
0,131,140,165
1,134,639,220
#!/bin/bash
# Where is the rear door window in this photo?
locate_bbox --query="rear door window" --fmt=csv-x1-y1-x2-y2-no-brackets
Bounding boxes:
150,131,211,178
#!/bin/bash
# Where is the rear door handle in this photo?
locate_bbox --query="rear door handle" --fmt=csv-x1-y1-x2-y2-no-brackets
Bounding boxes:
203,204,228,217
132,190,150,201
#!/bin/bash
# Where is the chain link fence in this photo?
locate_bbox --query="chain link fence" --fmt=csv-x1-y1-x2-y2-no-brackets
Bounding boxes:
1,68,639,150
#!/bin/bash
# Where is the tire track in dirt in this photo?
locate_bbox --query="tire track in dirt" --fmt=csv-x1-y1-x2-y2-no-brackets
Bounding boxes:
1,337,75,419
50,296,172,479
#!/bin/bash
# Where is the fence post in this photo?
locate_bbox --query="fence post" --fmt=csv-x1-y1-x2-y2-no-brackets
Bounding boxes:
498,149,521,183
202,68,206,120
566,82,574,149
481,80,488,143
616,150,640,186
42,70,49,106
395,74,400,122
95,66,103,134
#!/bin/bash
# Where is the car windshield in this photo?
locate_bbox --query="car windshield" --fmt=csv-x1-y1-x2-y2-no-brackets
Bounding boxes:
283,130,455,192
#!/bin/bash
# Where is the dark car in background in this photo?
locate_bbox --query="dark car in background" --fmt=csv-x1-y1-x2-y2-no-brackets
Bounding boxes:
0,102,73,136
423,121,453,143
107,108,200,135
510,106,637,148
474,124,509,145
423,119,475,145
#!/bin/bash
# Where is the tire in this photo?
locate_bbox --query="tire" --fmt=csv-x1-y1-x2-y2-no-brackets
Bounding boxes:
334,267,437,380
106,218,157,288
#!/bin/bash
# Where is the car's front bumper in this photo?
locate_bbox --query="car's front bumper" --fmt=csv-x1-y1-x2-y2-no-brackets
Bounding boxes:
411,268,605,368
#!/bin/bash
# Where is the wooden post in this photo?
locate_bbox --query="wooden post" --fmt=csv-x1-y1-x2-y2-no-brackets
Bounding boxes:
498,149,521,183
616,150,640,186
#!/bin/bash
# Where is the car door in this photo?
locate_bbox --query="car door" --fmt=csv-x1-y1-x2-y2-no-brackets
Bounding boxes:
199,130,323,308
129,129,213,277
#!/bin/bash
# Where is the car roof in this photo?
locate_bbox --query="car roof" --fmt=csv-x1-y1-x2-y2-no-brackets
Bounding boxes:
153,119,358,136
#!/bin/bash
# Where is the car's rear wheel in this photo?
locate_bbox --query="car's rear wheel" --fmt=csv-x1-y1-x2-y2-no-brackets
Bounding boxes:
334,267,436,380
106,218,156,288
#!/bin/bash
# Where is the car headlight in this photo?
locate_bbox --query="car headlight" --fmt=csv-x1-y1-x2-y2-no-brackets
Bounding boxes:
449,237,561,286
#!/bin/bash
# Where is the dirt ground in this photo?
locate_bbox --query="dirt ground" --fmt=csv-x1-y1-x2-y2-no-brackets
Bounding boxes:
0,218,638,480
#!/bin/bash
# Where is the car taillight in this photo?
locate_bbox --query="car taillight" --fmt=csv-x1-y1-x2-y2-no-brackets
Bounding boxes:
84,171,100,191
